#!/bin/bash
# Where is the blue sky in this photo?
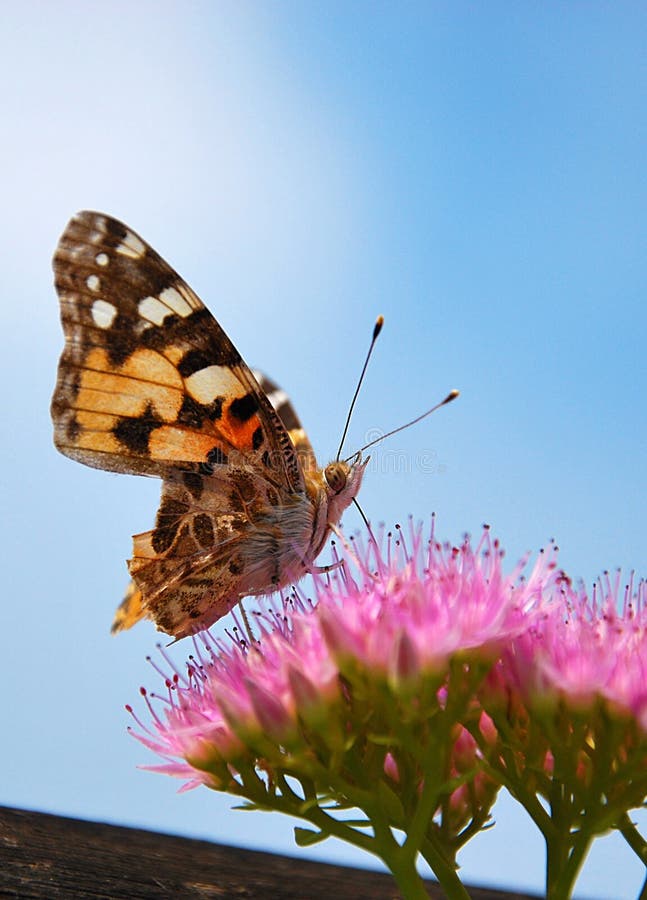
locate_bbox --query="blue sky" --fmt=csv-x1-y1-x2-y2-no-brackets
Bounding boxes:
1,3,646,897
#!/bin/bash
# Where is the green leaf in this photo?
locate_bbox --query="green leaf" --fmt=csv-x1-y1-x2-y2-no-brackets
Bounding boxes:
294,827,329,847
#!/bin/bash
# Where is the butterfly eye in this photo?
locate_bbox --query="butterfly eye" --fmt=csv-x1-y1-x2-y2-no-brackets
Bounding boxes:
324,462,348,494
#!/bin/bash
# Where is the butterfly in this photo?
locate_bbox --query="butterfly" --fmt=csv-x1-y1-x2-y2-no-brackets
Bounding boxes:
51,211,368,640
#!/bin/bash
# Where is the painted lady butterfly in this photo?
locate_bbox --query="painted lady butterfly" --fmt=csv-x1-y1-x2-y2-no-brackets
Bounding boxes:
51,212,368,639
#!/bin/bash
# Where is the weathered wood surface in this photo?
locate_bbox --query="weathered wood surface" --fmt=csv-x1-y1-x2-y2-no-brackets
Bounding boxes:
0,805,538,899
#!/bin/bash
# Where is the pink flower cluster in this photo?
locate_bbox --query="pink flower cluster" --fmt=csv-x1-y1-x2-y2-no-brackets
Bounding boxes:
131,525,551,778
505,568,647,725
130,519,647,884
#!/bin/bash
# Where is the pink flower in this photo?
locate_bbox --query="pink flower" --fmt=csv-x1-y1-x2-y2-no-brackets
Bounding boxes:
503,569,647,721
130,521,647,899
132,522,553,776
314,523,556,679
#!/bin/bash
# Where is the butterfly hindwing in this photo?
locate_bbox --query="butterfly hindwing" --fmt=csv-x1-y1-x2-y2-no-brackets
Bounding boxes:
123,470,257,636
111,374,318,636
51,211,303,492
251,369,317,476
113,455,306,638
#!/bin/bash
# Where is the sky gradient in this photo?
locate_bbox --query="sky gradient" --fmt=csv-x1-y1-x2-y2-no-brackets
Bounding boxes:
1,3,646,897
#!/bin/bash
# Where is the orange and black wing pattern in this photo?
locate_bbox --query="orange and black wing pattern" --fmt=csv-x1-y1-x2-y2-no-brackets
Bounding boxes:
51,211,303,493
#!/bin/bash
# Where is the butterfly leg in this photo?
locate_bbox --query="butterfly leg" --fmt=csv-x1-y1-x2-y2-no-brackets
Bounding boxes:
236,599,258,648
310,559,344,574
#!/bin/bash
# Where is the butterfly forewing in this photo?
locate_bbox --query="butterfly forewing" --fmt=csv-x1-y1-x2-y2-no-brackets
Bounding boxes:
51,211,303,492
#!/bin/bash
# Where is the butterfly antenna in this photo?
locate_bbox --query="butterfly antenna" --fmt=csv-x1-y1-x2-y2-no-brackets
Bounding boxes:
352,497,379,544
336,315,384,461
353,496,371,531
347,389,459,460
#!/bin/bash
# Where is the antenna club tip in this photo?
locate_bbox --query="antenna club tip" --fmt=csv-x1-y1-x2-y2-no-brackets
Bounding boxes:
373,315,384,338
444,389,460,404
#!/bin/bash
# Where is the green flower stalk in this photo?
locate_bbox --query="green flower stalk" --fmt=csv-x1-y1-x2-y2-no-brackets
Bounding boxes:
478,569,647,898
130,522,647,898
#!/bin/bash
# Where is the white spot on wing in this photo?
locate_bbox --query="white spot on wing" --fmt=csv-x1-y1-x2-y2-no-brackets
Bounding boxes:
185,365,240,404
95,252,109,267
86,274,100,292
159,286,193,318
138,295,170,326
116,230,146,259
91,299,117,329
267,387,289,411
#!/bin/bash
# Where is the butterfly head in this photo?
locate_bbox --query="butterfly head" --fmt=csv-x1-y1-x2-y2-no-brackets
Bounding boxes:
323,453,368,520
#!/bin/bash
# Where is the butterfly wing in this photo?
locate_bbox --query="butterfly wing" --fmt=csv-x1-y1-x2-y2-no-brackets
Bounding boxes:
112,369,320,634
251,369,318,476
51,211,304,493
52,211,319,637
109,467,251,636
116,466,282,637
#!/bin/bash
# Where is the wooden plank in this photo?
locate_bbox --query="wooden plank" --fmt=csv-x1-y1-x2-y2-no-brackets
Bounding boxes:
0,806,538,899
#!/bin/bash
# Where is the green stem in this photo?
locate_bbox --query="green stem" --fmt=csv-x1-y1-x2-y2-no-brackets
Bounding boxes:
548,830,593,900
418,836,473,900
402,768,471,898
240,763,470,900
403,757,446,863
378,850,433,900
545,835,566,899
304,782,438,900
619,813,647,866
617,814,647,900
278,773,378,855
485,745,555,838
373,812,469,900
